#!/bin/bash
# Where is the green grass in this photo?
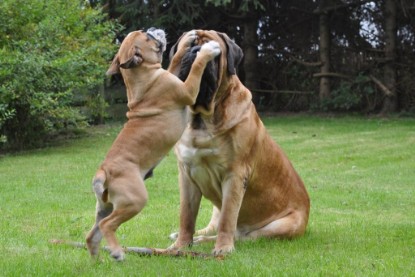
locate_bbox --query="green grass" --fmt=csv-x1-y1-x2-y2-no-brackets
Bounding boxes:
1,115,414,276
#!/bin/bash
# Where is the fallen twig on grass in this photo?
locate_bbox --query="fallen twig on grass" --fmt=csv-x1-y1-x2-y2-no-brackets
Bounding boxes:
49,239,223,260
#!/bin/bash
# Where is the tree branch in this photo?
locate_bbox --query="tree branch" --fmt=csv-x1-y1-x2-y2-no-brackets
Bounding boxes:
369,75,394,97
49,239,221,259
313,72,352,80
290,55,323,67
252,89,314,94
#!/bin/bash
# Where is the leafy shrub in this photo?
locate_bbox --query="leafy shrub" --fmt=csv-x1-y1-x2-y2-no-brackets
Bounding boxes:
0,0,120,150
317,74,377,112
85,92,109,125
319,82,362,111
0,104,15,144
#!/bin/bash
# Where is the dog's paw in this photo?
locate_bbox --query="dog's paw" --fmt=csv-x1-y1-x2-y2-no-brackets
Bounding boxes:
179,30,197,48
194,225,217,237
212,244,234,256
167,240,193,251
167,242,182,251
168,232,179,241
193,235,217,245
110,249,125,262
200,41,221,59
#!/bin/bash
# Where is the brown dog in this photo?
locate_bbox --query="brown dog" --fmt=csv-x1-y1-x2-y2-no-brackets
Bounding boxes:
168,30,310,256
85,28,221,261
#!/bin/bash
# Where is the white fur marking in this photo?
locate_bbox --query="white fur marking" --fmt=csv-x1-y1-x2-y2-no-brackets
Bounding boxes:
147,28,167,51
177,143,218,164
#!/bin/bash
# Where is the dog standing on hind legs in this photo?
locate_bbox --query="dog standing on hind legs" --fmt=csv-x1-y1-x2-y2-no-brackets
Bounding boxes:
85,28,221,261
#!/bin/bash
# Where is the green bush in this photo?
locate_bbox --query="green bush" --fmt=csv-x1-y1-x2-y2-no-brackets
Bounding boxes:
0,0,120,150
85,92,109,125
317,74,377,112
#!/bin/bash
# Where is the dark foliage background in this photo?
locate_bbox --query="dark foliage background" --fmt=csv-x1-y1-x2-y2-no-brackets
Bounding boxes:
1,0,414,150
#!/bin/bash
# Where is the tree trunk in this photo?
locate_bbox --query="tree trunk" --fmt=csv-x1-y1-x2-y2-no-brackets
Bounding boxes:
381,0,398,113
319,1,331,101
243,19,258,95
151,0,160,18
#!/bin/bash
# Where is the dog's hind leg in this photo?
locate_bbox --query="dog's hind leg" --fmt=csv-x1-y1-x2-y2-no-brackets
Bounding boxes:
98,175,148,261
169,206,219,241
86,171,113,257
240,210,308,240
86,201,113,257
196,205,220,236
191,206,220,244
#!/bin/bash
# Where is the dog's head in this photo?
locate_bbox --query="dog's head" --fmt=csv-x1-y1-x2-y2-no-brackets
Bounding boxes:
170,30,243,115
107,28,167,75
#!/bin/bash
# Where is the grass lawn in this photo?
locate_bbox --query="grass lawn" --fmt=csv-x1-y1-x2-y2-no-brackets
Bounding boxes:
0,115,414,276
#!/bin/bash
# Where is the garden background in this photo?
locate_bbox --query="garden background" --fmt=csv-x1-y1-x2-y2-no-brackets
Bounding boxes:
0,1,414,275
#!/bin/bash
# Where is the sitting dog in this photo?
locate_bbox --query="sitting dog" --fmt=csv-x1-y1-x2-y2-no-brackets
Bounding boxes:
85,28,220,261
168,30,310,256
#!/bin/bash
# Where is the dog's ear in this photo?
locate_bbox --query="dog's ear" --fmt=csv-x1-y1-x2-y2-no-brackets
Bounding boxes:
119,47,143,69
169,32,187,62
218,32,244,75
106,54,121,76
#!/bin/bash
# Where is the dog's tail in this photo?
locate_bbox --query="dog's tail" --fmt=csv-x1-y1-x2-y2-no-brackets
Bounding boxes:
92,169,108,203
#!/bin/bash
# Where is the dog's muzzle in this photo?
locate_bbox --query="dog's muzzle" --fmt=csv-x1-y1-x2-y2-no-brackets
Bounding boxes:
178,45,219,114
147,27,167,53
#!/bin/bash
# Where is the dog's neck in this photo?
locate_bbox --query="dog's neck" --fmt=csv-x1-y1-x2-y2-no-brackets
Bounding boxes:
121,62,164,117
122,63,162,96
122,62,162,82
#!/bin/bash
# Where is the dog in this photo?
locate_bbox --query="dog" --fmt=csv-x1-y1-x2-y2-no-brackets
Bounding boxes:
167,30,310,256
85,28,221,261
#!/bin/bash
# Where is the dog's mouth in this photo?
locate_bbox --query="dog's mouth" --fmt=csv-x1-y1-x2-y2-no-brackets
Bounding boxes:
146,27,167,53
134,47,142,59
178,45,219,114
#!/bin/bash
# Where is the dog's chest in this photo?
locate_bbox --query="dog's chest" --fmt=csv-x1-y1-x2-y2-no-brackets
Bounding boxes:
176,127,226,198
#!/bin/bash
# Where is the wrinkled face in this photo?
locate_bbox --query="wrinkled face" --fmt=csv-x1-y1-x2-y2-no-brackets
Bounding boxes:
177,45,219,114
107,28,167,75
171,30,243,115
182,31,227,89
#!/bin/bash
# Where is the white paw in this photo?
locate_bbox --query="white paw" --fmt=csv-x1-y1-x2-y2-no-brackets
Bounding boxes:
200,40,221,58
212,244,234,256
169,232,179,241
193,235,217,245
182,30,197,47
167,239,193,250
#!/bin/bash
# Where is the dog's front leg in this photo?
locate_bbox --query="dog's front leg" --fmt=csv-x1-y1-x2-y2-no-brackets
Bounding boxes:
168,30,197,76
180,41,221,105
169,171,202,250
213,174,246,256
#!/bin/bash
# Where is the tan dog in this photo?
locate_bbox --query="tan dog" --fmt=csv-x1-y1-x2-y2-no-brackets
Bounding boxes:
85,28,221,261
168,30,310,256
